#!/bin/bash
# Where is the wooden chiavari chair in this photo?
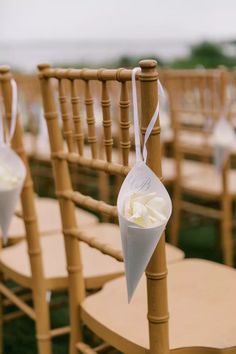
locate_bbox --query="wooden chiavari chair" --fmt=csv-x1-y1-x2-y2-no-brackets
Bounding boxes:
37,61,184,267
0,65,138,354
39,60,236,354
165,68,236,266
0,73,98,246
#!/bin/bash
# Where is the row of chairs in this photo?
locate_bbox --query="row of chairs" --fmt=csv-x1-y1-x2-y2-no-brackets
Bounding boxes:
163,69,236,266
17,66,236,266
0,61,236,354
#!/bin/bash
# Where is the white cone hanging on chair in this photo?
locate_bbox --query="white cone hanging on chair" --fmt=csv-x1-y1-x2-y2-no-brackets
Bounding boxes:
117,67,172,302
212,117,236,170
117,161,172,301
0,79,26,244
0,145,26,243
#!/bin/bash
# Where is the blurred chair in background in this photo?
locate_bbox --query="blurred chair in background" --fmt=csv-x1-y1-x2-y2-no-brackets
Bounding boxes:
0,65,131,354
0,73,98,246
165,68,236,266
40,60,236,354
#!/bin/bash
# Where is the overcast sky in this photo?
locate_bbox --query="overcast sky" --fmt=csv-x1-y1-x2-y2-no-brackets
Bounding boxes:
1,0,236,42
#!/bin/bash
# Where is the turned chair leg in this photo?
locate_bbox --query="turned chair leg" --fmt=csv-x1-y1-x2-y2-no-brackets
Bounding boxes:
98,171,110,222
0,272,4,354
221,198,233,267
33,289,52,354
170,185,181,246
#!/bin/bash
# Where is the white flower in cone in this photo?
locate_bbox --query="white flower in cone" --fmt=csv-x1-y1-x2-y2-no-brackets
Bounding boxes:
0,78,25,244
117,161,172,302
124,192,167,227
0,145,26,244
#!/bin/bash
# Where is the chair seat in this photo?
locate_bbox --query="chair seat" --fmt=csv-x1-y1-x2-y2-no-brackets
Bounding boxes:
181,163,236,198
180,131,236,156
111,148,202,185
81,259,236,354
162,157,205,185
5,196,98,243
0,223,184,291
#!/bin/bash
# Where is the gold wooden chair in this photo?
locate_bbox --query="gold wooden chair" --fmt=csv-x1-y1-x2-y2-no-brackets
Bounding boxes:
40,61,236,354
37,61,184,264
1,74,98,245
165,68,236,266
0,65,140,354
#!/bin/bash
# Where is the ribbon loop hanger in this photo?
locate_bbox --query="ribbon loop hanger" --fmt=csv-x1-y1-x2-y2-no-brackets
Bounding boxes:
131,67,163,163
0,79,18,147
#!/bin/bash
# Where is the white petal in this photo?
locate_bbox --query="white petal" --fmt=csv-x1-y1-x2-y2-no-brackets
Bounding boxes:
132,192,157,205
132,201,148,218
146,196,167,215
123,196,132,218
146,204,167,223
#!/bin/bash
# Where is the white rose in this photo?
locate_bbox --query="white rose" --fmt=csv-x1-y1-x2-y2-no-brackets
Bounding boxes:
123,192,167,228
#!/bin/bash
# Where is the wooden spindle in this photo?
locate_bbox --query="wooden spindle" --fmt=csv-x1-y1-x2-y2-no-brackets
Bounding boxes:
209,76,217,119
58,79,75,153
84,80,97,159
193,77,199,113
220,68,228,116
200,76,208,116
70,80,84,155
119,79,130,166
100,80,113,162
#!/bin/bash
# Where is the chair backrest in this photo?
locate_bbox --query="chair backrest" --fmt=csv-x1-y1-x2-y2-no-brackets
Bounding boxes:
14,73,41,134
228,67,236,124
164,69,230,182
0,66,49,321
38,60,170,353
165,68,227,133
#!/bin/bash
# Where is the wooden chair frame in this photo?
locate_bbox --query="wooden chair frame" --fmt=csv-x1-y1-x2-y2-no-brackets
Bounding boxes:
39,60,169,354
165,69,234,266
0,66,72,354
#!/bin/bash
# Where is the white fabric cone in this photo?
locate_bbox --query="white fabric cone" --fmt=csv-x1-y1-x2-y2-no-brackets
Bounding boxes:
0,145,26,244
213,145,228,172
117,161,172,302
212,117,235,171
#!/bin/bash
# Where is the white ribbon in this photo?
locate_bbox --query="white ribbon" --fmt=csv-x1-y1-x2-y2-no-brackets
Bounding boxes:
131,67,163,163
0,79,18,146
118,68,170,301
131,68,142,162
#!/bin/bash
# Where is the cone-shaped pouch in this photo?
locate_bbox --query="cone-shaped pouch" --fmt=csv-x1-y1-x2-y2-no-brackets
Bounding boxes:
0,145,26,244
212,117,235,171
0,79,26,244
117,160,172,302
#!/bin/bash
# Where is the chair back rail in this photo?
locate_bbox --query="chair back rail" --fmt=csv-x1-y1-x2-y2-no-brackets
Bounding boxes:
165,68,230,189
